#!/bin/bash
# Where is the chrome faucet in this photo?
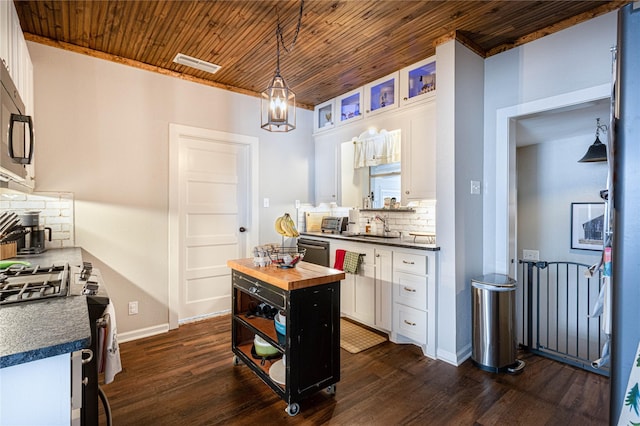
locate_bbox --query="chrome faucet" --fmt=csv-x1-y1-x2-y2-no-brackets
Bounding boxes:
374,215,390,233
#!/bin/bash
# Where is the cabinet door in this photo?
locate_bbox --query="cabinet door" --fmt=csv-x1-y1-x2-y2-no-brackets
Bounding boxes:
340,274,355,317
0,0,9,70
353,264,375,326
314,134,338,204
402,102,436,200
399,56,436,107
314,99,335,133
336,88,364,126
375,248,393,331
364,72,399,117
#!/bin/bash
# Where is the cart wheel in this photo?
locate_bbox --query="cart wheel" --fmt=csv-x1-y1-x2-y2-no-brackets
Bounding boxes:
286,403,300,417
232,355,241,366
326,384,336,395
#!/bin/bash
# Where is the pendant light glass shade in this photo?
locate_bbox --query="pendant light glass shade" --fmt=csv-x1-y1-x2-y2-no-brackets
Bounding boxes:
261,71,296,132
578,118,608,163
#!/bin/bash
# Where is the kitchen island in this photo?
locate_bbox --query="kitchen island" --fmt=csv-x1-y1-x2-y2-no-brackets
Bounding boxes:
227,258,345,416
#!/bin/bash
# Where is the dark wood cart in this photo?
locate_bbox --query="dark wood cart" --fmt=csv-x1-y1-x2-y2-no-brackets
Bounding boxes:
228,259,344,416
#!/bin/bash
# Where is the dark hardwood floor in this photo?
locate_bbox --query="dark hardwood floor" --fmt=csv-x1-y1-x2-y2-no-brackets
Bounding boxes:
99,315,609,425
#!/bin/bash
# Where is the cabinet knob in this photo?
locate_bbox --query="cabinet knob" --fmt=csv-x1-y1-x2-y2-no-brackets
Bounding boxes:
403,97,408,101
239,227,246,232
405,190,410,195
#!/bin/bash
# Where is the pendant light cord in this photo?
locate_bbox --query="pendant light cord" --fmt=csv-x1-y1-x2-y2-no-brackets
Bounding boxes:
274,0,304,71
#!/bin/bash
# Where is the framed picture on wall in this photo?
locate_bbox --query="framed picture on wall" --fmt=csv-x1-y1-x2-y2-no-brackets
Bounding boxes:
571,202,605,251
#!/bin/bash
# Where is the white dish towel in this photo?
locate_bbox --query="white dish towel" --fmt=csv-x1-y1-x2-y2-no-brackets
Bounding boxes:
98,301,122,384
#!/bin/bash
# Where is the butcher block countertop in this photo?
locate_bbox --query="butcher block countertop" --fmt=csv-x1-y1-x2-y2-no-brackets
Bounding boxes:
227,258,345,291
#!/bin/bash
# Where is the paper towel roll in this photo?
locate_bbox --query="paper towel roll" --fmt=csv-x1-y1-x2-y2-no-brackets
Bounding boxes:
348,209,360,233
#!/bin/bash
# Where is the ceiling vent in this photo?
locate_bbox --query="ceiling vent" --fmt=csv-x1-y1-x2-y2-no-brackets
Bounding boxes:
173,53,221,74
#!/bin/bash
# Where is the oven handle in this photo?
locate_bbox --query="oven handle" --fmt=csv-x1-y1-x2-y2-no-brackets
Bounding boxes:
81,348,94,364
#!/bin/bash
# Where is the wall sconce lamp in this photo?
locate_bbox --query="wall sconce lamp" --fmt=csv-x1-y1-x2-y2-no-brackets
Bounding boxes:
578,118,608,163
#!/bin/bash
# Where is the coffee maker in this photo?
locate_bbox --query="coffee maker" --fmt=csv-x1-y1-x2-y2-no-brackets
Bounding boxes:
17,211,51,255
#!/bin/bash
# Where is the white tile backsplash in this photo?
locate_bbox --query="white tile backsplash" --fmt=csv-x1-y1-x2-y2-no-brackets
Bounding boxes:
1,191,75,248
297,199,436,235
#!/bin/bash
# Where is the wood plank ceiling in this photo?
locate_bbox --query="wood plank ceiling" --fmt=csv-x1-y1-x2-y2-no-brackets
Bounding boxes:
14,0,628,109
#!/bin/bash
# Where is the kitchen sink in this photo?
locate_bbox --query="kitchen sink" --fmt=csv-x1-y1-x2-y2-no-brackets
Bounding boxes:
346,233,399,239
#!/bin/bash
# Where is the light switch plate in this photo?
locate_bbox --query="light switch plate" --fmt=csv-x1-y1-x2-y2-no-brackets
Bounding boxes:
470,180,481,195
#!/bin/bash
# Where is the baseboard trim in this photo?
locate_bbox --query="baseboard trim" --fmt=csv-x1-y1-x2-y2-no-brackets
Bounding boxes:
118,310,232,343
118,324,170,343
437,343,472,366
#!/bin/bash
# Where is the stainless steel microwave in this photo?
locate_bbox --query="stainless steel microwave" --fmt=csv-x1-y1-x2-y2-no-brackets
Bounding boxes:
1,61,33,183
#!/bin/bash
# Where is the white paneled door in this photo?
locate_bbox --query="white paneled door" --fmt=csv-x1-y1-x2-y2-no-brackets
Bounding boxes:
169,124,258,328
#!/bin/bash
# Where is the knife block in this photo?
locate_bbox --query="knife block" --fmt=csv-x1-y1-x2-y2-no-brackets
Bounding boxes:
0,242,17,260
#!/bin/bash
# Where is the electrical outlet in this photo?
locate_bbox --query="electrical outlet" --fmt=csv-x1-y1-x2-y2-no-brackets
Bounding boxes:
522,249,540,261
128,301,139,315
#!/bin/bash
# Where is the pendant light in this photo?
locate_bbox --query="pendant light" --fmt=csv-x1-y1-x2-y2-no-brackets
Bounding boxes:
261,1,304,132
578,118,608,162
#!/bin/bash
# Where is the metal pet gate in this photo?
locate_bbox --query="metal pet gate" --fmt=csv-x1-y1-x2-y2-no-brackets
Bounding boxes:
518,260,609,376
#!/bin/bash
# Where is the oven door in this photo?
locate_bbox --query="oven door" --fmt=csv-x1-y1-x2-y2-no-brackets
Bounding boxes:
298,238,330,267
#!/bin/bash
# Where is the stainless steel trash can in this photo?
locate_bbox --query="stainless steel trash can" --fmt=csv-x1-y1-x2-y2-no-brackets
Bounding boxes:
471,273,524,374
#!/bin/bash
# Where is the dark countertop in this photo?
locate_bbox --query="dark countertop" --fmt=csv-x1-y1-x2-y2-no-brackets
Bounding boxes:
300,232,440,251
0,247,91,369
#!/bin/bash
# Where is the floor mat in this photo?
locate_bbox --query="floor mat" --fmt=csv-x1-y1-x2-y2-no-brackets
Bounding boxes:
340,318,387,354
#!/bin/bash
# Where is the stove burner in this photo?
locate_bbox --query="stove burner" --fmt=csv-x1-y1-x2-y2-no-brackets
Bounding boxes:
0,264,69,305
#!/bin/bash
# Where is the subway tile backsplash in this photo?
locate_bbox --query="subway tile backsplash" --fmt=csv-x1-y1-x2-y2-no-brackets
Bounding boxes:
0,191,75,248
298,199,436,235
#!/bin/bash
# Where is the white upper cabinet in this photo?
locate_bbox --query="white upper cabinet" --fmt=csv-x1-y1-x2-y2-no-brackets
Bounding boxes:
401,101,436,201
313,99,335,133
1,0,33,113
314,132,339,204
336,88,364,126
399,56,436,107
363,72,399,117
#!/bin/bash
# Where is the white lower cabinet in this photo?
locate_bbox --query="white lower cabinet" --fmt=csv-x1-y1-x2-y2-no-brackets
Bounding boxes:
322,236,438,356
391,249,437,358
374,248,393,331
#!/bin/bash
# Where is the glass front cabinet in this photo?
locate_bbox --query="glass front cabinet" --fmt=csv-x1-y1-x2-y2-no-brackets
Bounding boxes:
313,99,335,133
336,88,364,126
399,56,436,107
364,72,399,117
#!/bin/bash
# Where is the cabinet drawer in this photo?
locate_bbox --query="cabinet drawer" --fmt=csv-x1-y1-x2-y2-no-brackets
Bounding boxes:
394,271,427,310
393,304,427,344
232,271,285,310
394,252,427,275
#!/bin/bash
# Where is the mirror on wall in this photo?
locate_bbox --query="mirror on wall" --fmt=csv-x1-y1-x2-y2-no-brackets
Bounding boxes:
340,129,401,208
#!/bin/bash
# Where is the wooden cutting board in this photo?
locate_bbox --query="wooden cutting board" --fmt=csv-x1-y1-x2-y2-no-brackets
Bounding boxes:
305,212,328,232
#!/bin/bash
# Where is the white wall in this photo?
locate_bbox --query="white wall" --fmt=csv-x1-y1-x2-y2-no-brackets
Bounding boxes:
517,138,607,263
483,11,618,274
435,40,484,365
27,42,313,334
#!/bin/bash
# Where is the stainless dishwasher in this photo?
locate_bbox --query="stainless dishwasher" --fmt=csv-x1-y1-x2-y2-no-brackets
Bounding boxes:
298,238,330,267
